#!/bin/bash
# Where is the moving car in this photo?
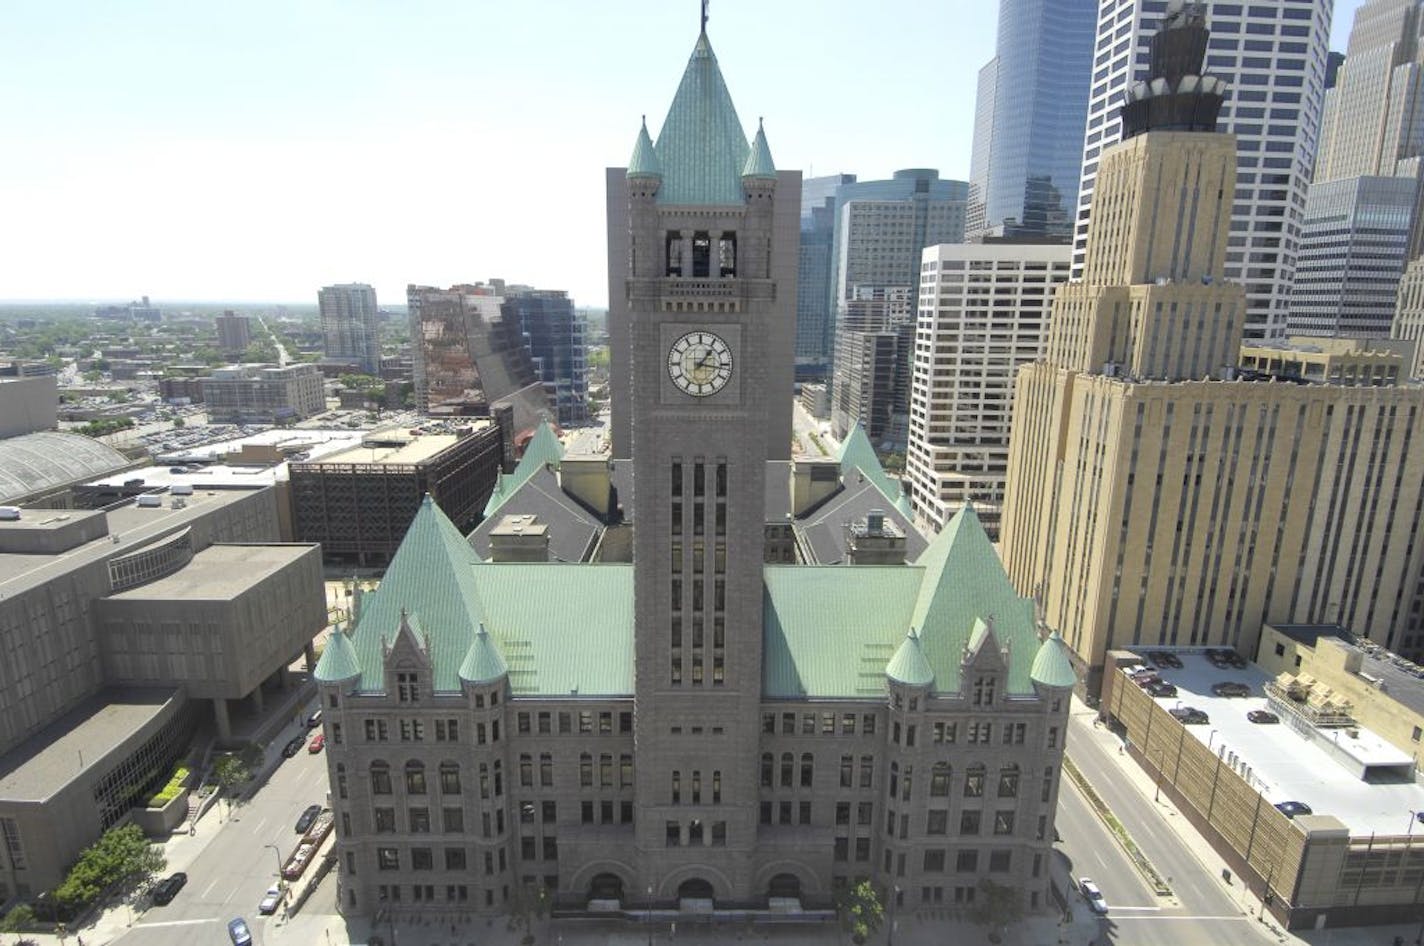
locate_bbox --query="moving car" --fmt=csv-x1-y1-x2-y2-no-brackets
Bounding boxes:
1275,800,1313,818
1079,877,1109,915
295,804,322,833
1247,709,1279,724
228,917,253,945
282,735,305,758
258,885,282,916
306,709,323,728
151,872,187,906
308,732,325,754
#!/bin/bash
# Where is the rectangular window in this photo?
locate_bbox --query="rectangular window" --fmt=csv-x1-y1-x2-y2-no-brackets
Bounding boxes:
442,807,463,832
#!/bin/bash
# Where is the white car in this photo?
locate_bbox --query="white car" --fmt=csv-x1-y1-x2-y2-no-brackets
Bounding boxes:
1079,877,1109,915
258,885,282,915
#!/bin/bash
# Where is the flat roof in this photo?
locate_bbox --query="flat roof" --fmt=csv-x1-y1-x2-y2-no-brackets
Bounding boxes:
84,428,368,490
316,433,458,466
0,490,266,598
1128,652,1424,837
0,688,180,801
106,543,314,601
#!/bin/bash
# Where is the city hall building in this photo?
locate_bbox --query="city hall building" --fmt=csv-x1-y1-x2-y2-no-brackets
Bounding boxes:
315,24,1074,921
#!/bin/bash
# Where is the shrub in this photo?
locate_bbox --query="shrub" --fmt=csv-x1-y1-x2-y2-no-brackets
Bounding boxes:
145,765,190,808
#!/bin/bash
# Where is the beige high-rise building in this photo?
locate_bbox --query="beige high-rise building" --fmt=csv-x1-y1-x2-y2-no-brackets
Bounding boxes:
1001,3,1424,687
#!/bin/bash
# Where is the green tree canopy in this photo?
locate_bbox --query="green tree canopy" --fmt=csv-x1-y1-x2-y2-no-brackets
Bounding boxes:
836,880,883,945
53,824,165,909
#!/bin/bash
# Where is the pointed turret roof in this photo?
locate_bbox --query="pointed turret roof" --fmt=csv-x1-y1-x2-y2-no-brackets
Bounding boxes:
837,422,911,516
484,420,564,517
348,495,487,692
627,118,662,179
885,628,934,687
1031,631,1078,689
459,623,509,686
314,624,361,683
742,119,777,180
652,30,751,205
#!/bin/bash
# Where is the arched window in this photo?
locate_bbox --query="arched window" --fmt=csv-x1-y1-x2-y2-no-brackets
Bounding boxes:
930,762,951,797
964,764,985,798
800,753,814,788
405,760,427,795
760,753,773,788
370,761,392,795
440,762,461,795
997,764,1020,798
780,752,793,788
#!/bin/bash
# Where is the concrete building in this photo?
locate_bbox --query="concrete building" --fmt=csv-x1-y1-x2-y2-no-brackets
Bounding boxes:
202,363,325,424
1237,335,1413,385
829,287,915,450
1392,256,1424,375
907,243,1070,538
408,284,548,421
317,26,1072,926
319,283,381,374
1072,0,1333,338
0,488,325,897
288,424,504,566
214,310,252,354
965,0,1095,242
0,431,132,508
0,375,56,439
1002,3,1424,689
1100,645,1424,929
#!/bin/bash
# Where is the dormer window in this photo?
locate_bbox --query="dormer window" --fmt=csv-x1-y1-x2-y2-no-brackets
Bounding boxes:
398,672,420,703
972,675,996,707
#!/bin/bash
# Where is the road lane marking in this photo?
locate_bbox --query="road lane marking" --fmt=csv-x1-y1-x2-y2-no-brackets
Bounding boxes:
137,919,219,928
202,877,222,898
1110,914,1251,921
1107,906,1162,912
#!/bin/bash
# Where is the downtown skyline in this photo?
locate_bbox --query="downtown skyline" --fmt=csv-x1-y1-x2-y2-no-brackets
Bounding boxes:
0,0,1366,308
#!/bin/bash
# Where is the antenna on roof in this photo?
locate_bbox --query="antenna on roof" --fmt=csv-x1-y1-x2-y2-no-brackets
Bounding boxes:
701,0,709,33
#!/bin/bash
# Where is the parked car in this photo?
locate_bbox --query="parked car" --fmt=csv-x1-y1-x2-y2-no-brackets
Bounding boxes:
1212,681,1251,697
306,709,323,728
228,917,253,945
151,872,187,906
1275,800,1313,818
1149,651,1183,669
1170,707,1210,725
1079,877,1109,915
308,732,325,754
258,885,282,915
282,735,305,758
1146,681,1178,698
1247,709,1279,724
295,804,323,833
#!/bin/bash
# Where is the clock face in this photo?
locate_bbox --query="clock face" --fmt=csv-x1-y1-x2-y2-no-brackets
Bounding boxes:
667,330,733,397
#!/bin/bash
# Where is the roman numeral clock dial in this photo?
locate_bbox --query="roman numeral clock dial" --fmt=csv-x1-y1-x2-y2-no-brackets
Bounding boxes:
666,330,732,398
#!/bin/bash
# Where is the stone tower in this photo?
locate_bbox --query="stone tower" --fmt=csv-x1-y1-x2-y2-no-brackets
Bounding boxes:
619,27,799,900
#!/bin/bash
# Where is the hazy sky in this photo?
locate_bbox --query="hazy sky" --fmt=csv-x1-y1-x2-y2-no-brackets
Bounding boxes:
0,1,1366,309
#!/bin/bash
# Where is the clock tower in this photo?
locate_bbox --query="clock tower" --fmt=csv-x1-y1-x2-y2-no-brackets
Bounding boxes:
612,26,799,900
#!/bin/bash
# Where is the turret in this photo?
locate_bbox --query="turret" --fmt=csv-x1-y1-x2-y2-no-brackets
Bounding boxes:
740,120,777,280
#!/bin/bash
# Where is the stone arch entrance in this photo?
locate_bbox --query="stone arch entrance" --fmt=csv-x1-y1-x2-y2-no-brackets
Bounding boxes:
767,873,801,900
677,877,715,902
588,873,625,902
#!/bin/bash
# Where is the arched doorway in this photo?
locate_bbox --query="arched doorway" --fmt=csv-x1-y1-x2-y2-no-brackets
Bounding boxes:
677,878,715,901
588,873,624,902
768,873,801,900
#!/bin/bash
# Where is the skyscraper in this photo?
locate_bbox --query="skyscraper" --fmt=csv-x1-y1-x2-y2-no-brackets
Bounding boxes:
501,287,588,426
318,283,381,374
407,283,545,418
316,21,1072,922
828,171,967,451
795,174,856,381
1288,0,1424,337
966,0,1096,242
1002,3,1424,688
214,310,251,354
907,243,1071,538
1072,0,1332,339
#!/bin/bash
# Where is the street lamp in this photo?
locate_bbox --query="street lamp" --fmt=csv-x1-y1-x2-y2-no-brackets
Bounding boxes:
886,883,900,946
263,843,283,879
647,884,654,946
1208,729,1219,751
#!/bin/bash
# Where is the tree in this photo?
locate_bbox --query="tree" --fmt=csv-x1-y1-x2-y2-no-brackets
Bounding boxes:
511,881,549,942
53,824,165,910
970,879,1023,932
1,903,35,942
213,754,251,816
172,417,186,428
835,880,883,945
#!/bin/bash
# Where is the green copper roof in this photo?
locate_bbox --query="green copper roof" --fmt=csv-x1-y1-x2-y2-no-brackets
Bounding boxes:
314,626,362,683
653,31,751,205
627,118,662,179
459,624,509,686
1031,632,1078,689
484,420,564,517
885,628,934,687
837,422,912,516
349,495,487,692
742,120,776,179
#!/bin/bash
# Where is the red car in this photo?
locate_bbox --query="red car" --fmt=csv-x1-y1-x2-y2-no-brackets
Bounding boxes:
307,732,325,754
